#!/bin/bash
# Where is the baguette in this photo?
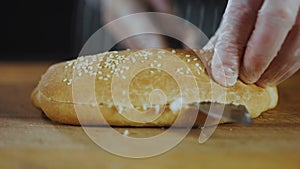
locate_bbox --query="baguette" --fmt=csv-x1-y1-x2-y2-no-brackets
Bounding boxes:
31,49,278,126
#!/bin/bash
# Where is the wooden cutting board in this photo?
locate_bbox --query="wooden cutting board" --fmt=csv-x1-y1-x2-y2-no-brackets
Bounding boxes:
0,62,299,169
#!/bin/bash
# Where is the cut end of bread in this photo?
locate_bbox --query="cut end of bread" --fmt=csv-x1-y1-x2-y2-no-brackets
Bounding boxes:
266,87,279,109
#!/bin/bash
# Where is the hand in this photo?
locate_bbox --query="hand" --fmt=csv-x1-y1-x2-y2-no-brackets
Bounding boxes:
100,0,173,49
205,0,300,87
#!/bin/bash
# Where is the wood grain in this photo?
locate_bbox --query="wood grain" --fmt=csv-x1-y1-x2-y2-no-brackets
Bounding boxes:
0,62,299,169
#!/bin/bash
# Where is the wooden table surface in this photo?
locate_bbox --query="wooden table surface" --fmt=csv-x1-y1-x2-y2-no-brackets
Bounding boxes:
0,62,300,169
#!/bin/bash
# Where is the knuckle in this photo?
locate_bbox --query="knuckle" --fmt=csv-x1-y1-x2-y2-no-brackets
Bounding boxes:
215,37,244,59
224,2,256,24
296,13,300,26
224,10,254,26
259,8,296,25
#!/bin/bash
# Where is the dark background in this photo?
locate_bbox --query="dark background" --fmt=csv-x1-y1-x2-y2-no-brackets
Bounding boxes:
1,0,77,61
0,0,226,62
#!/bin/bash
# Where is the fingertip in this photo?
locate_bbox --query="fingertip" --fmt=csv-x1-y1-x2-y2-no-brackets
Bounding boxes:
239,67,259,84
211,62,238,87
239,73,252,85
210,50,240,87
212,70,238,87
225,76,238,87
255,79,269,87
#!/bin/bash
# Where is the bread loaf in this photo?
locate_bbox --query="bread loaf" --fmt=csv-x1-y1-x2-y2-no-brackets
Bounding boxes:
31,49,278,126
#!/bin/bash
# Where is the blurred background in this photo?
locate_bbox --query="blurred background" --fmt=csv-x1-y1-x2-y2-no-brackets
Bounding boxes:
0,0,227,62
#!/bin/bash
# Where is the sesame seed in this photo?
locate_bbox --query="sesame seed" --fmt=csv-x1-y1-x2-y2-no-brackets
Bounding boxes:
143,104,147,110
207,60,212,66
131,57,136,63
125,66,130,70
155,104,160,114
88,71,95,76
67,62,73,67
172,50,176,53
118,106,123,114
185,54,190,58
67,79,73,85
123,129,129,136
108,103,113,108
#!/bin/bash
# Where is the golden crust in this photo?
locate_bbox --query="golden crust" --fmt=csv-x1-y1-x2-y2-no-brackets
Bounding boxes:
31,49,278,126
